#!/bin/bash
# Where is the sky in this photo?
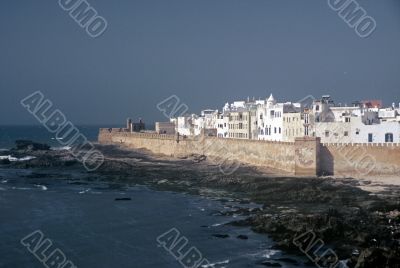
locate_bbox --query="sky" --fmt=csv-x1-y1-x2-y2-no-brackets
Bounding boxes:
0,0,399,125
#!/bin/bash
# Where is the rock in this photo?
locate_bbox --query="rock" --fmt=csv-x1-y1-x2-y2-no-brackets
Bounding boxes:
212,234,229,239
0,158,11,165
275,258,298,265
260,261,282,267
114,197,132,201
236,235,248,240
15,140,50,151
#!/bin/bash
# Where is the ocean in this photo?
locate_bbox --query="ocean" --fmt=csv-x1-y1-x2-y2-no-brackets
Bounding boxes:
0,126,306,268
0,125,110,149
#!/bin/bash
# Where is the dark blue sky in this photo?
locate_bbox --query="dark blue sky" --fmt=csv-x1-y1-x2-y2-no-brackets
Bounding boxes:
1,0,399,125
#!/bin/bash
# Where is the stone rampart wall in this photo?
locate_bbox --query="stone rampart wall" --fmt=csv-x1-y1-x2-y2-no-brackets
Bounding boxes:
99,129,400,177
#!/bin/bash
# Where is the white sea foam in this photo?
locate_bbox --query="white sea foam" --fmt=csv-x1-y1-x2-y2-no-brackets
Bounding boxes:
259,249,280,258
51,146,71,151
11,187,32,191
79,189,90,194
0,155,36,162
35,184,48,191
211,221,231,227
201,259,229,268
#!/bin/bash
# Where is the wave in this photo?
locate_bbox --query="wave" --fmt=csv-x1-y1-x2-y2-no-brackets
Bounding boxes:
201,259,229,268
50,146,72,151
0,155,36,162
34,184,48,191
79,188,90,194
11,187,33,191
249,249,280,259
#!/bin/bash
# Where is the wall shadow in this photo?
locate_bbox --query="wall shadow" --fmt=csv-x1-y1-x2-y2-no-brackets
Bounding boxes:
319,145,334,176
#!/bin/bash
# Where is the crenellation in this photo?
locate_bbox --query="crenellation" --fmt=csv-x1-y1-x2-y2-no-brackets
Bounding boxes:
99,129,400,177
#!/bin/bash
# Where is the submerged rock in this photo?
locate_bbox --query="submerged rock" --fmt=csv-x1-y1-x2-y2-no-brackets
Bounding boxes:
15,140,50,151
0,158,11,165
212,234,229,239
114,197,132,201
236,235,248,240
260,261,282,267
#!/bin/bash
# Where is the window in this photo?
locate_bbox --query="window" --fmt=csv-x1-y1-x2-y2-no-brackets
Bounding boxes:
385,133,394,143
345,117,351,123
325,130,329,137
279,127,281,134
368,133,373,143
260,114,263,120
344,131,349,137
274,127,277,134
316,105,320,111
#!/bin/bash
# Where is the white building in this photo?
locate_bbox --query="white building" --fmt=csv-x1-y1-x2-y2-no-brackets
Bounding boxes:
256,94,301,141
215,112,229,138
170,94,400,144
313,96,400,143
176,116,194,136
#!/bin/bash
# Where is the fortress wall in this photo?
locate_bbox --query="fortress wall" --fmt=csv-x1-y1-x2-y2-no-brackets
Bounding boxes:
99,129,400,177
321,143,400,177
98,129,296,173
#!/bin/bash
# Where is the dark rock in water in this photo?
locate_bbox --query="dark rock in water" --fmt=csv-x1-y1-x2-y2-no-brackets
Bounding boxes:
212,234,229,239
200,225,209,228
275,258,298,265
15,140,50,151
114,197,132,201
260,261,282,267
0,158,11,165
303,260,315,266
236,235,248,240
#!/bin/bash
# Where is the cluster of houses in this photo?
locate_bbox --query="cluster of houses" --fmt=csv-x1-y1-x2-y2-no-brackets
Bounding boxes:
155,95,400,144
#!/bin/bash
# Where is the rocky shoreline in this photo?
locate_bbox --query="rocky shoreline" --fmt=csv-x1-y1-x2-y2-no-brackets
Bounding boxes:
1,141,399,267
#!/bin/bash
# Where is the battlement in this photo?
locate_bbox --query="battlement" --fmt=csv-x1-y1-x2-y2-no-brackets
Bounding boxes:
98,128,400,177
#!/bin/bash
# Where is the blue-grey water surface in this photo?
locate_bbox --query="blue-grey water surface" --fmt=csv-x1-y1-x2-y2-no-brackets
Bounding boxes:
0,126,306,267
0,168,308,268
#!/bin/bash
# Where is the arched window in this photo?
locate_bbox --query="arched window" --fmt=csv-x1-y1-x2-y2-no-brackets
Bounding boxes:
385,133,394,143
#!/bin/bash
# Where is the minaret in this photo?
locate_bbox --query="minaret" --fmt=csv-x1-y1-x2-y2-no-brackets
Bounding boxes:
266,94,276,108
